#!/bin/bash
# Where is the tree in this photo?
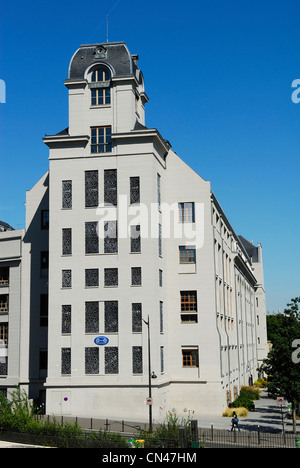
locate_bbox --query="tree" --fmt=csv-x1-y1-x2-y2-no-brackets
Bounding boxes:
261,297,300,433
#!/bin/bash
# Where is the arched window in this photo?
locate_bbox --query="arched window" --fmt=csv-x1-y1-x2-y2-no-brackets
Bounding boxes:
90,67,111,106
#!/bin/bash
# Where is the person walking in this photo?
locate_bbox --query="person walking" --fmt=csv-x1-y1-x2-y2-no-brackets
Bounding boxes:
230,412,240,432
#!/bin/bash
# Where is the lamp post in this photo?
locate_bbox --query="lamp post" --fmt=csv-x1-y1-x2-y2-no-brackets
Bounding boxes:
142,314,156,432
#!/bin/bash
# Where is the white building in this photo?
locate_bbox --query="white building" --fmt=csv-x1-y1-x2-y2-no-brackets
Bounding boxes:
1,41,268,421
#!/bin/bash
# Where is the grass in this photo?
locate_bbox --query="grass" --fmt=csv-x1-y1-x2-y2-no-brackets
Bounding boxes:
222,407,248,418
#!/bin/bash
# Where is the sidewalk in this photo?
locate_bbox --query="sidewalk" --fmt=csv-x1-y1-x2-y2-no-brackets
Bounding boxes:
197,392,299,433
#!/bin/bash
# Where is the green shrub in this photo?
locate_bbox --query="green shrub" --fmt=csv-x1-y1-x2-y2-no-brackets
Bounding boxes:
233,396,255,411
240,386,260,401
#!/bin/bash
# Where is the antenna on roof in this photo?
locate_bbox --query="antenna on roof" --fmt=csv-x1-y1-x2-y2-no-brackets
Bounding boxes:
106,18,109,43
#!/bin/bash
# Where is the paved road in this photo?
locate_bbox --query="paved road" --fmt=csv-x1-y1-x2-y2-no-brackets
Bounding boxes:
197,392,298,433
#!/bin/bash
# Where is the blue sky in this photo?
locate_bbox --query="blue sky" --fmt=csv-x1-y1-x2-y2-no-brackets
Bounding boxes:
0,0,299,314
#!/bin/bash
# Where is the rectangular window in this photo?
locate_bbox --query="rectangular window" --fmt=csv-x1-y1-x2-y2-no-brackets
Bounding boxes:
62,228,72,255
40,294,48,327
180,290,198,323
131,267,142,286
41,210,49,230
104,301,118,333
0,295,8,313
104,220,118,253
160,301,163,333
132,346,143,374
39,349,47,372
91,126,112,153
130,225,141,253
104,268,118,287
61,348,71,374
160,346,164,373
0,357,7,375
179,245,196,264
85,301,99,333
85,170,98,208
40,251,49,270
157,173,161,209
130,177,140,204
62,270,72,288
62,305,71,334
178,202,195,223
62,180,72,209
85,221,99,254
159,269,163,287
132,303,142,333
104,169,117,206
85,347,99,374
182,348,199,368
0,267,9,286
85,269,99,287
91,88,110,106
0,323,8,346
105,347,118,374
158,224,162,256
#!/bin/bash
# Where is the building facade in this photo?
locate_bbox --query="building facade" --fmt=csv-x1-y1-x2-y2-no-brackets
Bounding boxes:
0,41,268,421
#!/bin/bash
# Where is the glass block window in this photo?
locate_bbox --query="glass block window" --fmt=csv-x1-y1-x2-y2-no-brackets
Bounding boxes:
85,221,99,254
104,301,118,333
104,220,118,253
62,180,72,209
160,346,164,373
130,177,140,204
91,126,112,154
105,347,118,374
157,173,161,209
104,268,118,287
104,169,117,206
0,357,8,376
62,228,72,255
85,269,99,287
130,225,141,253
85,347,99,374
160,301,163,333
62,305,71,334
85,301,99,333
158,224,162,256
132,346,143,374
61,348,71,374
132,303,142,333
62,270,72,288
85,170,98,208
131,267,142,286
159,269,163,287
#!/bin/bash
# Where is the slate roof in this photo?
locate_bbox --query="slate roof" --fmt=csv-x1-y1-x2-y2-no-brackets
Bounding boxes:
67,42,137,81
238,235,259,262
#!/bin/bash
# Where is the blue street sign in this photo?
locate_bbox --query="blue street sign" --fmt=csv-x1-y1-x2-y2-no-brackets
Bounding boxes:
94,336,109,345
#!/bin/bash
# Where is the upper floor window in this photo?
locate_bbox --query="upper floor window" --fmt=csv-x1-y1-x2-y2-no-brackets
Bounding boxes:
90,67,111,106
91,67,110,83
91,126,112,153
179,202,195,223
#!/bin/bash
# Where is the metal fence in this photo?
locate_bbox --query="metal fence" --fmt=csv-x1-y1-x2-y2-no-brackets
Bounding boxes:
198,426,300,448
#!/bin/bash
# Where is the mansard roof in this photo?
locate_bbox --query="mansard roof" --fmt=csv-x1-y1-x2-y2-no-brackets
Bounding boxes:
67,42,138,81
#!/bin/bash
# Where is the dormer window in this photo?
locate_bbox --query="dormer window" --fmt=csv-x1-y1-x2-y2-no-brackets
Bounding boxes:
90,67,111,106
